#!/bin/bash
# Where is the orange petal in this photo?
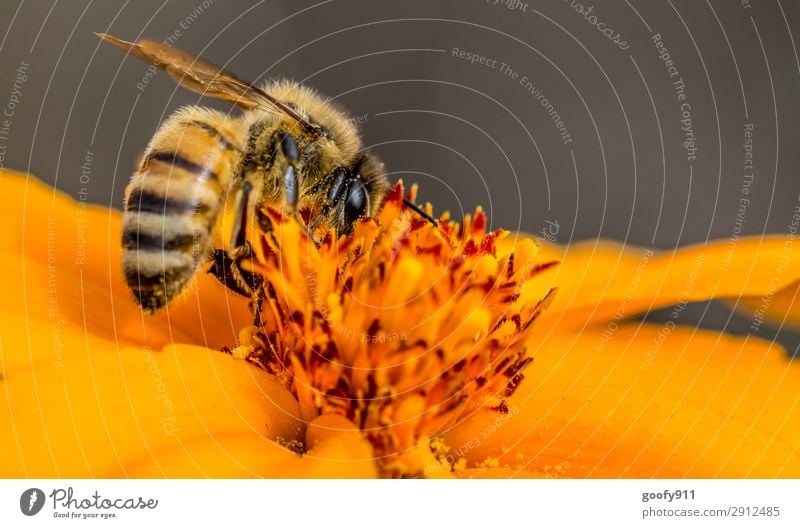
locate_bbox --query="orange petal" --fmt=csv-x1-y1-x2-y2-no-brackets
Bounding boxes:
442,324,800,477
126,413,377,478
454,468,549,478
733,280,800,332
0,170,379,476
507,237,800,329
0,279,378,477
1,331,301,476
0,169,253,350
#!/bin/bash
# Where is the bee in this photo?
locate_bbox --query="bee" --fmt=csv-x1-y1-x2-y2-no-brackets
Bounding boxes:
97,33,435,313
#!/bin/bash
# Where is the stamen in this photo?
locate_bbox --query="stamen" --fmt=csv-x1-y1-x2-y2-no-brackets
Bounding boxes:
234,183,557,476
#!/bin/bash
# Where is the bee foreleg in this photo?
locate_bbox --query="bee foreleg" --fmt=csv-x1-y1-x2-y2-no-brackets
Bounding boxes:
250,287,266,327
245,128,300,213
278,131,299,208
277,130,321,245
228,180,253,254
209,176,268,300
212,129,299,299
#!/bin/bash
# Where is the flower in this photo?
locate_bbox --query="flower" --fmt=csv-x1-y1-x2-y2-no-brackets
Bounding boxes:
235,183,558,477
1,168,799,478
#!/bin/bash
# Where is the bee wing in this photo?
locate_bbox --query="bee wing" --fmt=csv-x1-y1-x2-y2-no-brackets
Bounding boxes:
96,32,318,133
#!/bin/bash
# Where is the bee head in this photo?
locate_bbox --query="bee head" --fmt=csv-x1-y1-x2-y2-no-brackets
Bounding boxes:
326,154,389,235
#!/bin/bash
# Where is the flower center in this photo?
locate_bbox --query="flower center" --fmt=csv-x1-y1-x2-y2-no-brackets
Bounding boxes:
234,184,556,476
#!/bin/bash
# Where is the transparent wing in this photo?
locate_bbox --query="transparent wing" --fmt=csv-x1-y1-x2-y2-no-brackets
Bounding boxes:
96,32,318,133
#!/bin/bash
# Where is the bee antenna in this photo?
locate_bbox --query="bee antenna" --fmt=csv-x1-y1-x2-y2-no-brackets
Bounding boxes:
403,198,438,227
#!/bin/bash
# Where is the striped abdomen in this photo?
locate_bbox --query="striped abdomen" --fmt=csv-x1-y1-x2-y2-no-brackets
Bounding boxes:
122,107,240,313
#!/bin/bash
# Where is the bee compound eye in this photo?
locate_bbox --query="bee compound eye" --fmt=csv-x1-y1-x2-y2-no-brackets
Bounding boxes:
343,179,368,225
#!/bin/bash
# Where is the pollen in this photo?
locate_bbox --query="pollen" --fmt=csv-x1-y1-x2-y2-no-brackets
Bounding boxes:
236,183,557,476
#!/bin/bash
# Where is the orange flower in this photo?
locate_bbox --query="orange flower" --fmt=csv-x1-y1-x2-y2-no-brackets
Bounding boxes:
1,169,798,478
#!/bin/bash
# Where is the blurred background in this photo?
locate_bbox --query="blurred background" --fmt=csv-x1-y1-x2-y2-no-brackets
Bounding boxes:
0,0,798,353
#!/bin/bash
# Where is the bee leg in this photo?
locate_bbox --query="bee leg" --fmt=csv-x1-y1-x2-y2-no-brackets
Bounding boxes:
304,222,322,248
228,180,253,254
208,246,262,298
209,182,262,297
306,204,330,232
278,130,320,246
208,249,249,297
278,131,299,209
250,287,266,327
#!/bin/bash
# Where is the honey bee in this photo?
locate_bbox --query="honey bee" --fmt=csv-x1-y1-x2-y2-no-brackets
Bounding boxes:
97,33,435,313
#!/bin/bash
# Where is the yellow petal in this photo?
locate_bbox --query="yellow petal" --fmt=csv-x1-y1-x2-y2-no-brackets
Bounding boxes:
507,237,800,329
442,324,800,477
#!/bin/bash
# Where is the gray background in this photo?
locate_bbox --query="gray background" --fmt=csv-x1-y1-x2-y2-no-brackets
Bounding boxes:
1,0,798,353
